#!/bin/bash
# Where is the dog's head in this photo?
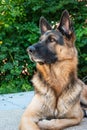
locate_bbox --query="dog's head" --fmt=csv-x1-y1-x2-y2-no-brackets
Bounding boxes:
27,10,76,64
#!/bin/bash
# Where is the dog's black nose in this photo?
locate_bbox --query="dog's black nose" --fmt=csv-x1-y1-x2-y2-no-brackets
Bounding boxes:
27,46,36,54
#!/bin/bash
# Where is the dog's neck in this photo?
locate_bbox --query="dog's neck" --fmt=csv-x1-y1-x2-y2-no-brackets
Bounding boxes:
36,57,78,96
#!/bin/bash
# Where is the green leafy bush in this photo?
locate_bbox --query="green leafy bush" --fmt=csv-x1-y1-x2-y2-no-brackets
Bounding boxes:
0,0,87,94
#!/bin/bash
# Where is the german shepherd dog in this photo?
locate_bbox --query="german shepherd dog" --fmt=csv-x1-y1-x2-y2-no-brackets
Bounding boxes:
19,10,87,130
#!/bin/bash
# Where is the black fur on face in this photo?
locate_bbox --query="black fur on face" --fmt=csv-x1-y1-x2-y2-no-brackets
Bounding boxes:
27,30,64,64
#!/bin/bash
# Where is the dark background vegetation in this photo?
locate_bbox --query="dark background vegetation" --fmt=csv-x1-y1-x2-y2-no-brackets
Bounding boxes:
0,0,87,94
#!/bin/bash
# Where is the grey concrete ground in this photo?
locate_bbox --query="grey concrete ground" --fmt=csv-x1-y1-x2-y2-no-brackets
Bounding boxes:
0,91,87,130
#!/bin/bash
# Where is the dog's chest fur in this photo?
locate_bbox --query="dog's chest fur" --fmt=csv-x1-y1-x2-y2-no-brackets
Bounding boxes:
32,71,82,119
32,72,56,118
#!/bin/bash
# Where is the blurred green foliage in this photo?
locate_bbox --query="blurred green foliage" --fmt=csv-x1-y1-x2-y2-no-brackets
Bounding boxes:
0,0,87,94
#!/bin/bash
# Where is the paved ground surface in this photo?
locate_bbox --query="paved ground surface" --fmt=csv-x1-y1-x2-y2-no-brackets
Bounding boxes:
0,91,87,130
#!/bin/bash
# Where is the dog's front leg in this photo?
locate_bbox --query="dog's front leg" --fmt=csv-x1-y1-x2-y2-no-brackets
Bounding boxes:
19,118,40,130
38,104,83,130
19,94,45,130
38,117,82,130
38,119,60,130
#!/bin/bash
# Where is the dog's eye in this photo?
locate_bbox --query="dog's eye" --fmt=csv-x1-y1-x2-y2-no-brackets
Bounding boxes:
50,38,56,42
47,37,56,43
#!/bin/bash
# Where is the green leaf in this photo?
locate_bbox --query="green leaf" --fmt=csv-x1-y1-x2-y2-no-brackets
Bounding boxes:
3,63,13,70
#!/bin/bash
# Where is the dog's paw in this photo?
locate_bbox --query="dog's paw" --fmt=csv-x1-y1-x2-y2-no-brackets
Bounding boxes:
38,119,55,129
38,119,49,129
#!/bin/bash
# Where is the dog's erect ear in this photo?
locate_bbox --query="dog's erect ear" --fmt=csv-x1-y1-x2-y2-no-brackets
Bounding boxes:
39,17,52,35
58,10,73,38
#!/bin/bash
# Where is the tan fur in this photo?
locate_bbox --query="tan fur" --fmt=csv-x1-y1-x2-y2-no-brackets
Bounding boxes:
36,58,77,96
19,12,87,130
80,81,87,109
81,86,87,104
19,46,85,130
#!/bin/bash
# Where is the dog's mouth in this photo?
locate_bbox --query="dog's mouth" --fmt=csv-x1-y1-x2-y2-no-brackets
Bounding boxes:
28,51,58,65
29,54,45,64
